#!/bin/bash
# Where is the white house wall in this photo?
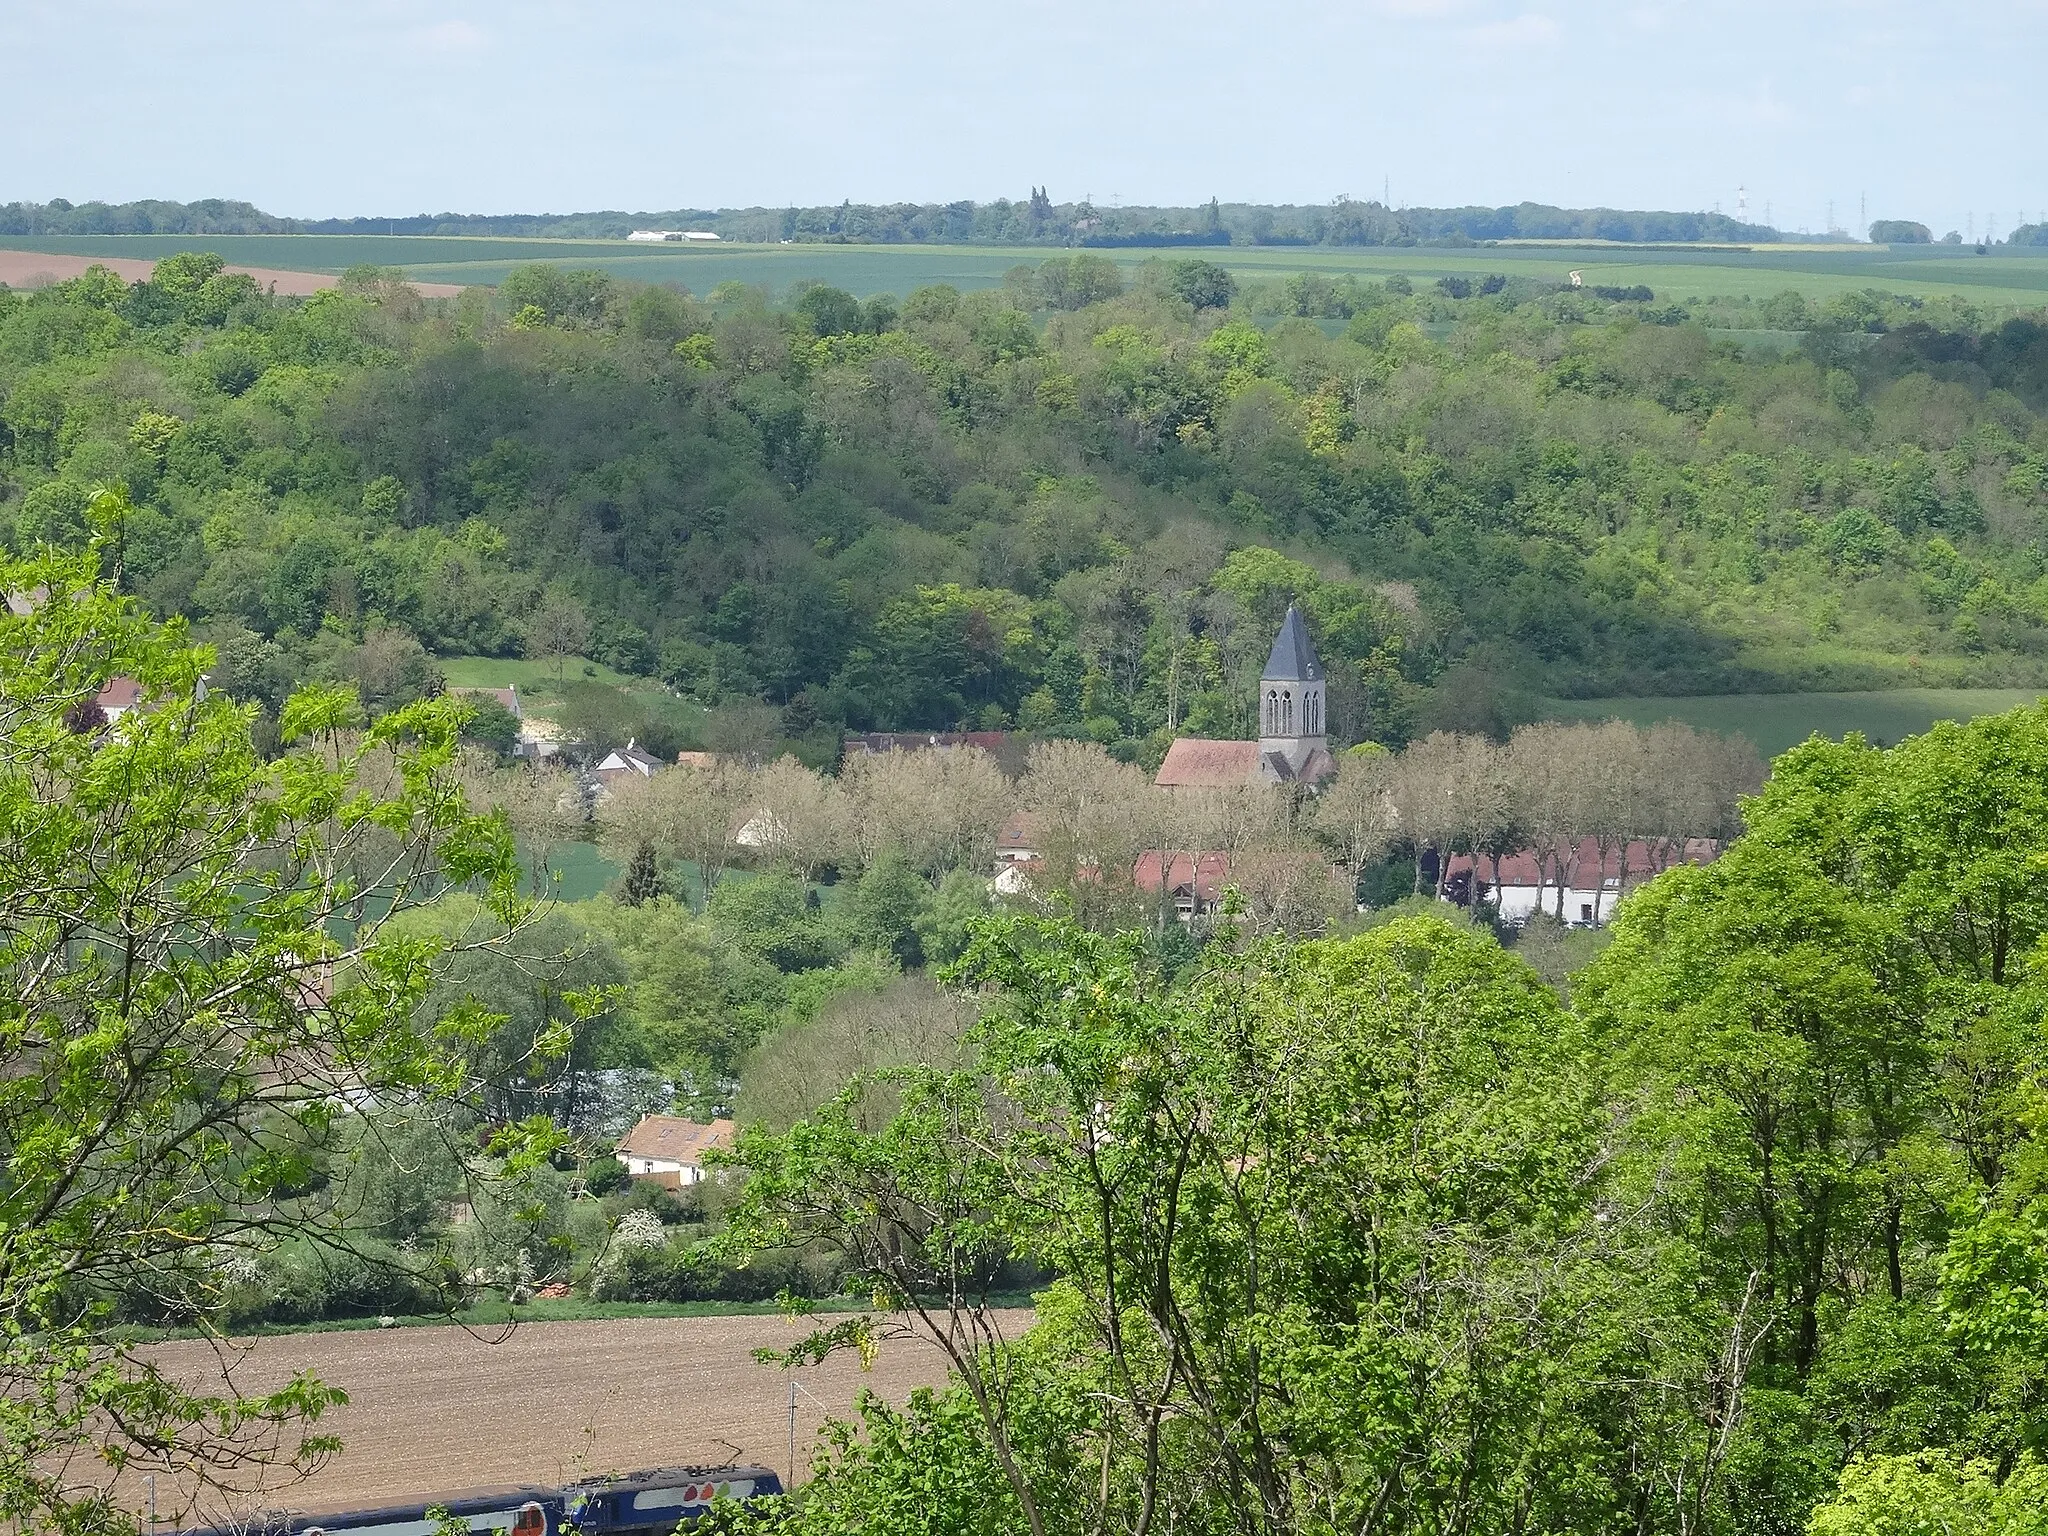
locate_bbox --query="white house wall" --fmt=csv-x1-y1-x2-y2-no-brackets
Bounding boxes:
1482,885,1621,926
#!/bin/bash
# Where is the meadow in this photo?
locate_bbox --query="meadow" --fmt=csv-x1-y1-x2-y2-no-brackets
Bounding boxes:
9,231,2048,307
1540,687,2048,758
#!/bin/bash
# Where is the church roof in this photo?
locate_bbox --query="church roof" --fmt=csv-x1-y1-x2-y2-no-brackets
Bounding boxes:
1262,605,1323,683
1154,738,1262,788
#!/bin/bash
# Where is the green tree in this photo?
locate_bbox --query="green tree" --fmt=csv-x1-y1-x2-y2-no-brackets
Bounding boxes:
622,838,663,904
0,507,540,1533
835,848,933,966
1165,259,1236,310
713,911,1632,1536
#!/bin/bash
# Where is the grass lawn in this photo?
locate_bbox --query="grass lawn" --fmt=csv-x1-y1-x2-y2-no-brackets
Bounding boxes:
12,232,2048,309
1540,688,2048,759
440,653,706,739
439,652,642,697
533,839,621,902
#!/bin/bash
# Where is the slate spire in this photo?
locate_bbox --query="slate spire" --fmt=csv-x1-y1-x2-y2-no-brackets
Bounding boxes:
1261,604,1323,683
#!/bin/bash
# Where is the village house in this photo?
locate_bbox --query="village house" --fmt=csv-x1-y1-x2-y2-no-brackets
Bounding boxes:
92,676,145,721
591,740,664,787
1134,850,1231,921
1441,837,1720,927
458,684,560,761
613,1114,736,1189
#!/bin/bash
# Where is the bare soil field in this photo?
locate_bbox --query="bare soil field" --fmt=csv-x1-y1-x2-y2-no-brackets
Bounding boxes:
99,1310,1030,1528
0,249,464,297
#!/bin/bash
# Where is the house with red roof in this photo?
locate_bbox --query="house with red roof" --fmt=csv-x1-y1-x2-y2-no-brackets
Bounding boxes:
1134,850,1232,920
1442,837,1720,927
614,1114,736,1189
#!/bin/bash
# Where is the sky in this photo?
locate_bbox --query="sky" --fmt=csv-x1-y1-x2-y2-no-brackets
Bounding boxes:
4,0,2045,239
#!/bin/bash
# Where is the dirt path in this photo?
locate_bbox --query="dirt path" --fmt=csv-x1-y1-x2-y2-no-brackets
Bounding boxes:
0,249,464,297
106,1310,1030,1527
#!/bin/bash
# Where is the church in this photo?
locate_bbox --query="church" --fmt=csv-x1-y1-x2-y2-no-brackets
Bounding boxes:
1154,605,1338,790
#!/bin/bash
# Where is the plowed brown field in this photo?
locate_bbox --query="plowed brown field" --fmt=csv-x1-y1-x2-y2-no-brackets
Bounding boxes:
104,1310,1030,1528
0,249,464,297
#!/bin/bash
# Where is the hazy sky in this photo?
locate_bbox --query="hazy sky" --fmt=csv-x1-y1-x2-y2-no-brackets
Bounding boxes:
5,0,2044,238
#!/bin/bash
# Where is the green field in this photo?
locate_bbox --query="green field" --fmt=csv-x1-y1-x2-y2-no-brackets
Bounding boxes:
9,231,2048,307
439,652,645,695
1541,688,2048,758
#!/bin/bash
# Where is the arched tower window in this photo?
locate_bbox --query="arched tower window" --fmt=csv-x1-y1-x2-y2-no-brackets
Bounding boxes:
1281,690,1293,734
1264,689,1278,735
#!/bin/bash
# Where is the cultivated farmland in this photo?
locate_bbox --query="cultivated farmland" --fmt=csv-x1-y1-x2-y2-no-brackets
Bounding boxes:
116,1311,1025,1527
8,231,2048,308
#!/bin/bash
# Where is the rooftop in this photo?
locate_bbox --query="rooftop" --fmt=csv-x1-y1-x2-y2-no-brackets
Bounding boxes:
1154,738,1262,789
1261,605,1323,683
615,1115,737,1165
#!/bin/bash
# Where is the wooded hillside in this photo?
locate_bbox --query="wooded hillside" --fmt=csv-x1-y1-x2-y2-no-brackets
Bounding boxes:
5,252,2048,757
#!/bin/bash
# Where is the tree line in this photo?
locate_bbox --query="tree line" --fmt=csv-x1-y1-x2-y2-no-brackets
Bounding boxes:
0,195,1785,245
575,714,1760,936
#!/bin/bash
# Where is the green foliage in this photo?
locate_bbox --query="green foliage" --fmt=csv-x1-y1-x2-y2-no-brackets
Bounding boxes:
834,848,933,966
916,867,993,967
715,910,1672,1535
1807,1453,2048,1535
10,249,2048,749
0,509,531,1532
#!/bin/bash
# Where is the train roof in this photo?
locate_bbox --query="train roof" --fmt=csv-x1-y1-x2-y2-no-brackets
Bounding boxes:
177,1485,560,1536
565,1464,778,1492
174,1466,781,1536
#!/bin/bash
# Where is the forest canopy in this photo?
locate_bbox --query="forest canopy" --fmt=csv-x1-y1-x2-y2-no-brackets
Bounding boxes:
4,252,2048,759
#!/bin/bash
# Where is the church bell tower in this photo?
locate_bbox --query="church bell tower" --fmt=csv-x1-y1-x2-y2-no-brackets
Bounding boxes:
1257,605,1329,781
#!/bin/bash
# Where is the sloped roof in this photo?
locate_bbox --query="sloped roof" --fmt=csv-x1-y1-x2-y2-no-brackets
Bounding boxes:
1261,605,1323,683
615,1114,736,1165
94,676,144,712
996,810,1043,851
1443,837,1720,890
596,741,664,777
1155,738,1261,788
1274,744,1338,785
1134,850,1231,901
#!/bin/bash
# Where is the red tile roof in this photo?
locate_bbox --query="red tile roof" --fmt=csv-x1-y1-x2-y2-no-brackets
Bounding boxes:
94,676,144,712
614,1115,736,1165
1154,738,1261,788
1134,850,1231,901
1444,837,1719,890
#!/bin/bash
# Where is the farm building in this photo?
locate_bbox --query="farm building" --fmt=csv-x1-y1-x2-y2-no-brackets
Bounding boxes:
614,1115,736,1188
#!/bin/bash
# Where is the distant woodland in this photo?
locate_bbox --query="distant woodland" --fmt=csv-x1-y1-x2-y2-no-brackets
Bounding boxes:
0,193,1782,246
5,250,2048,765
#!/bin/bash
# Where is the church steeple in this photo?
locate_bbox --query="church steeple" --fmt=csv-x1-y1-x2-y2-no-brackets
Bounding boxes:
1257,605,1329,780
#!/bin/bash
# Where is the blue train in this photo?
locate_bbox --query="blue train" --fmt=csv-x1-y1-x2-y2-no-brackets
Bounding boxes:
178,1464,784,1536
